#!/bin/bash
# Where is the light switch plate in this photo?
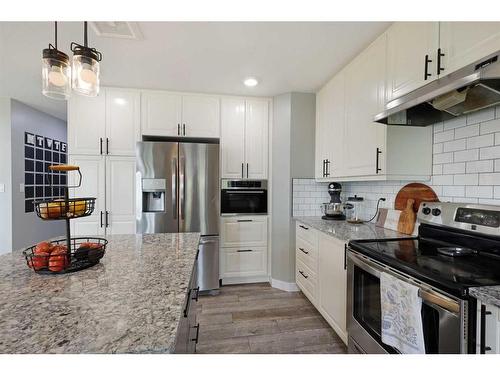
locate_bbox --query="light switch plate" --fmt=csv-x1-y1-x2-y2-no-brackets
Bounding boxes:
0,183,4,193
19,183,25,193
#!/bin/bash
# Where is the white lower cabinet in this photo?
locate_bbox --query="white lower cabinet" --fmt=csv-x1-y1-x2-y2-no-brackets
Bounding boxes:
220,216,268,283
476,301,500,354
295,221,348,344
69,154,136,236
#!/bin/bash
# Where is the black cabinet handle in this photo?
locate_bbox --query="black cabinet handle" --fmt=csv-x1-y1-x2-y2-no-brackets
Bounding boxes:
246,163,249,178
480,305,493,353
376,148,382,174
237,219,253,222
299,225,309,230
299,270,308,279
325,159,330,177
437,48,445,75
424,54,432,80
106,138,109,155
241,163,244,179
344,244,347,270
183,123,186,136
99,138,103,155
177,124,180,136
299,247,309,255
191,287,200,302
322,159,326,177
191,323,200,344
237,249,253,252
183,288,192,318
100,211,103,228
105,211,109,228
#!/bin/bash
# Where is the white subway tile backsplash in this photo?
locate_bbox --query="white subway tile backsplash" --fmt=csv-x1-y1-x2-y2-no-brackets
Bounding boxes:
480,145,500,160
466,160,493,173
467,134,495,149
433,143,443,154
479,173,500,186
432,175,454,185
477,198,500,206
433,122,444,133
466,185,493,199
454,149,479,163
434,130,455,143
432,164,443,175
443,162,466,175
442,185,465,197
495,159,500,172
455,124,479,139
443,117,466,130
433,152,454,164
443,139,466,153
480,118,500,135
454,173,479,185
467,107,495,124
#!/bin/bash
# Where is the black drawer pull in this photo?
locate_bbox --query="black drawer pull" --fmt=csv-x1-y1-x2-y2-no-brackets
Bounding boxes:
191,287,200,302
183,288,192,318
299,247,309,254
237,249,253,252
191,323,200,344
299,225,309,230
424,54,432,80
237,219,253,222
299,270,308,279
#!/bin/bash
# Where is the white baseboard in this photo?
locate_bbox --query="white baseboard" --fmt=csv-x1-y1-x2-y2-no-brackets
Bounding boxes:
271,278,299,292
221,275,270,285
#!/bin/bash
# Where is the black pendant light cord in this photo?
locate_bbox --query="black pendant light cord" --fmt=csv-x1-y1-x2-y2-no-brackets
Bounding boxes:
365,198,386,223
83,21,88,47
54,22,58,49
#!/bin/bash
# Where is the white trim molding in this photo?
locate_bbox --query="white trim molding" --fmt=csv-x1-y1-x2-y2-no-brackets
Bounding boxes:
271,278,299,292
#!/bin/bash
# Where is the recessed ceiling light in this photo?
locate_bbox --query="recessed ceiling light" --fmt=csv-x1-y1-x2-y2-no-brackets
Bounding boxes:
243,77,258,87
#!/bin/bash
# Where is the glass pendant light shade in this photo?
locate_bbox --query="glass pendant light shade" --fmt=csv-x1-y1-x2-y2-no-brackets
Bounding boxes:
42,23,71,100
71,22,102,97
71,47,101,97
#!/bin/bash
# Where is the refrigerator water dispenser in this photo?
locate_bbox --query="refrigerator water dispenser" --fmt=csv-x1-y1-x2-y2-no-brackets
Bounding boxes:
142,178,166,213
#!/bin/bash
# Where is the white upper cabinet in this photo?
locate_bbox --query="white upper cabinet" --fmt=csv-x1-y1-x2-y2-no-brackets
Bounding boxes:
105,156,136,235
439,22,500,76
68,93,105,155
220,98,269,179
141,91,182,137
344,34,387,177
106,89,140,156
181,95,220,138
245,99,269,179
386,22,440,102
221,98,246,179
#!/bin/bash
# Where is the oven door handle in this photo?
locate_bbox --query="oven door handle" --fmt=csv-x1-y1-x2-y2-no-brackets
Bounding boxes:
225,190,265,194
347,250,461,314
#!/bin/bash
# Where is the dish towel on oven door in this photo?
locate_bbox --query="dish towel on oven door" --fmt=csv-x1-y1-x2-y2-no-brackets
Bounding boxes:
380,272,425,354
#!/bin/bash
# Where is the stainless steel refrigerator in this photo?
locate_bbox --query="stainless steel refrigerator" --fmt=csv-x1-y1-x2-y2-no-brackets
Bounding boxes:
136,141,219,292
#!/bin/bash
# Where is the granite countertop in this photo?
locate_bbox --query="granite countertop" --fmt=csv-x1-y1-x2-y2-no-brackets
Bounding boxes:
0,233,200,354
469,286,500,309
294,216,413,242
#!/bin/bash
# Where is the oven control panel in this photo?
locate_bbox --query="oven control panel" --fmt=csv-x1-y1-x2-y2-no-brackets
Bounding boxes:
417,201,500,236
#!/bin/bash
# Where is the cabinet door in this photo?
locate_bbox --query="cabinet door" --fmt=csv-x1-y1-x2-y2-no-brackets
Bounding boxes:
106,89,140,156
315,84,332,180
318,233,347,341
440,22,500,76
182,95,220,138
141,91,182,136
68,93,105,155
344,34,387,177
68,155,106,236
245,99,269,179
220,247,267,278
106,156,136,234
220,216,268,248
386,22,439,102
220,98,246,178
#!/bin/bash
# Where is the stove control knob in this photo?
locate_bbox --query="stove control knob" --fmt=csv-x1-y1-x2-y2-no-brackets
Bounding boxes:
422,207,431,215
432,208,441,216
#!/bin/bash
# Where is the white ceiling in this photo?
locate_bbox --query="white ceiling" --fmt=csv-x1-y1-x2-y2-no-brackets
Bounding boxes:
0,22,390,120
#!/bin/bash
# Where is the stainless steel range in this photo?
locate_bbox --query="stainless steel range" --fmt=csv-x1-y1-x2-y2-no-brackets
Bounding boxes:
347,202,500,354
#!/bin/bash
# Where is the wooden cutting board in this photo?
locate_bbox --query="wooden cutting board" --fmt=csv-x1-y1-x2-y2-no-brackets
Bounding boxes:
398,199,416,235
395,183,439,213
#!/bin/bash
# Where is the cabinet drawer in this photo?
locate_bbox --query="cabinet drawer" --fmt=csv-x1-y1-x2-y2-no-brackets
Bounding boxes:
296,237,318,272
221,216,268,247
296,221,317,245
296,259,317,304
220,247,267,277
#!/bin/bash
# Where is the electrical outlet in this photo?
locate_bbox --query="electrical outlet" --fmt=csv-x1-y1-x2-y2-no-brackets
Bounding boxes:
0,183,4,193
19,183,25,193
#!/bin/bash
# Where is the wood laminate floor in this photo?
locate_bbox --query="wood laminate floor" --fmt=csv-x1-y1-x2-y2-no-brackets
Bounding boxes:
195,282,347,354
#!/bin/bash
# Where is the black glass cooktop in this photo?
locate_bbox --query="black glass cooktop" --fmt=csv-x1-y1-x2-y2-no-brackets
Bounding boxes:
349,225,500,297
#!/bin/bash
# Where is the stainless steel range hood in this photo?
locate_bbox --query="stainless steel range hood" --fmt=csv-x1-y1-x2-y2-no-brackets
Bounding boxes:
374,51,500,126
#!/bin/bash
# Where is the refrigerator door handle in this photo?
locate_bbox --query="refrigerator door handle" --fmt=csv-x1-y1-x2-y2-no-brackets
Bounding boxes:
172,158,178,219
180,156,185,220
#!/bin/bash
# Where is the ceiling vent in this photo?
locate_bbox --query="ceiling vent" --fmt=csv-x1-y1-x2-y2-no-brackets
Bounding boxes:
90,22,142,40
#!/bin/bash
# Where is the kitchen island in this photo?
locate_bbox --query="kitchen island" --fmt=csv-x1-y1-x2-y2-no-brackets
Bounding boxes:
0,233,200,354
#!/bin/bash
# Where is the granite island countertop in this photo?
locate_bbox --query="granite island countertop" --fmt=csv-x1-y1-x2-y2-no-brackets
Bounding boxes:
469,286,500,309
0,233,200,354
294,216,413,242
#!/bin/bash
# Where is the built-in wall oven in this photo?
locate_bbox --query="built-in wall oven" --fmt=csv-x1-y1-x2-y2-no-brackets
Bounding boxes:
347,249,468,354
221,179,267,215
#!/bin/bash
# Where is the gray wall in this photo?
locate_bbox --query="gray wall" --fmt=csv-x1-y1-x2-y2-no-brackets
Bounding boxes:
10,100,67,251
271,92,315,284
0,98,12,254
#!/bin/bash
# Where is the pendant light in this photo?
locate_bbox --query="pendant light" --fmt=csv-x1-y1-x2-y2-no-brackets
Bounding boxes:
42,22,71,100
71,21,102,97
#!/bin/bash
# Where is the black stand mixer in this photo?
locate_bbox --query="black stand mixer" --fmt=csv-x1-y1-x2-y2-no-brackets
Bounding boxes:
321,182,346,221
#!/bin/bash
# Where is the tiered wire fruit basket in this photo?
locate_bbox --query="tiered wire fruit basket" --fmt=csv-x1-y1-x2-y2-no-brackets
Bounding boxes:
23,165,108,274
